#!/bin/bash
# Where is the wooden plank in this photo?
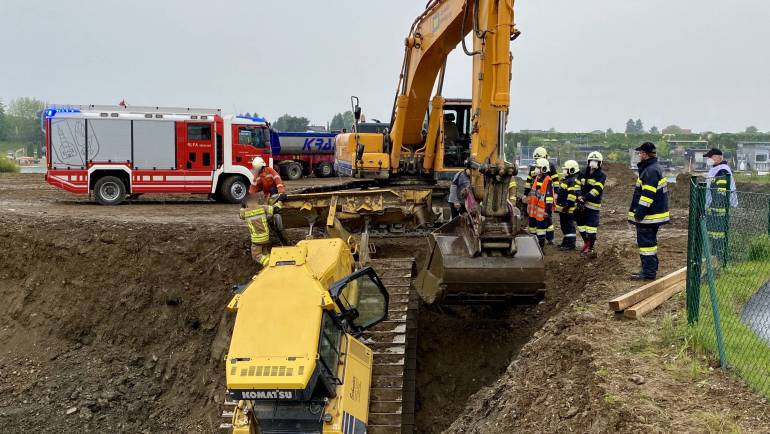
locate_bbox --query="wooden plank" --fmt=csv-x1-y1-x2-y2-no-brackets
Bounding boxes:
608,267,686,312
624,281,685,319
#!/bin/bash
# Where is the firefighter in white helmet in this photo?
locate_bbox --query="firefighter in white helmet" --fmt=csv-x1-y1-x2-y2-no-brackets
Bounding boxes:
523,147,558,243
555,160,581,250
240,156,288,267
526,158,555,249
575,151,606,257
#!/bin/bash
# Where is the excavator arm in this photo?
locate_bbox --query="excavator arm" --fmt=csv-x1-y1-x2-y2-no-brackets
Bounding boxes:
389,0,518,184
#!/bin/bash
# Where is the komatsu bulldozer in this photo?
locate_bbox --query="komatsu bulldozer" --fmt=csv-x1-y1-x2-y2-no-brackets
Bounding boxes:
281,0,544,304
223,239,416,433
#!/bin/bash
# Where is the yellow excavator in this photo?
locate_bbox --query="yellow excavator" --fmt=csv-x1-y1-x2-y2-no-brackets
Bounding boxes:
300,0,544,303
222,0,543,432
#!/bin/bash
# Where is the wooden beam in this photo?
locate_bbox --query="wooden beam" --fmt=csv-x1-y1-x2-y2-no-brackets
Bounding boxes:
624,281,685,320
608,267,686,312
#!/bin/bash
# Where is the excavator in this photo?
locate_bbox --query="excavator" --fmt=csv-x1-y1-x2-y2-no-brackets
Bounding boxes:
222,0,544,432
285,0,545,303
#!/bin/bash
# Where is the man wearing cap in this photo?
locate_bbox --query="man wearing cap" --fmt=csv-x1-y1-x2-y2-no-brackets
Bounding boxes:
704,148,737,263
628,142,670,280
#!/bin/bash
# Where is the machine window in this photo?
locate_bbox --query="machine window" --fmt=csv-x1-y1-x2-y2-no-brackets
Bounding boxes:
187,123,211,140
318,313,342,377
339,273,388,330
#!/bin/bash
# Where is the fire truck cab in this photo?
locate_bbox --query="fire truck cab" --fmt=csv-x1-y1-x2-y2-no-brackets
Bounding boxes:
44,105,272,205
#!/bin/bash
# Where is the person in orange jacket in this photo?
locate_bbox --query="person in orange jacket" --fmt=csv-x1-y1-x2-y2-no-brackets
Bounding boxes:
248,156,286,206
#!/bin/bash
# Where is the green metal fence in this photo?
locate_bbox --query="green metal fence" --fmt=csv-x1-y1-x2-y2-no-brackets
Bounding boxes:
686,175,770,398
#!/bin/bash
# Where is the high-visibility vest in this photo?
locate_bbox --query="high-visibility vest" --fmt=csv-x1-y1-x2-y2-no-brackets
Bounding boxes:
527,175,551,221
240,205,274,244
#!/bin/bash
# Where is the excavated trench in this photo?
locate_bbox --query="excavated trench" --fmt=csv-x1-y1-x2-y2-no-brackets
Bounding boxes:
0,214,590,433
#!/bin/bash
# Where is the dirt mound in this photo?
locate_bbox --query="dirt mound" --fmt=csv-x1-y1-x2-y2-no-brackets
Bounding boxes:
601,162,637,211
0,214,255,433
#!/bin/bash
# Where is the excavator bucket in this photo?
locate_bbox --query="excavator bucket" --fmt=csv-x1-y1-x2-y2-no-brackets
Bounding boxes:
415,217,545,304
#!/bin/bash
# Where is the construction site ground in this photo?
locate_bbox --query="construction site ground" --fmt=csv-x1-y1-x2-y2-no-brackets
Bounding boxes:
1,167,769,433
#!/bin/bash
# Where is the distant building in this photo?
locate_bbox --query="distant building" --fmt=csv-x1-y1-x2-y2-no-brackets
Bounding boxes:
519,129,548,134
736,142,770,173
307,125,328,133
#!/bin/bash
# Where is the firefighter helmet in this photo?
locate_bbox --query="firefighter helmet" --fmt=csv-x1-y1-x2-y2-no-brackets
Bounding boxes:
563,160,580,175
587,151,603,162
533,147,548,159
535,158,550,171
252,156,266,171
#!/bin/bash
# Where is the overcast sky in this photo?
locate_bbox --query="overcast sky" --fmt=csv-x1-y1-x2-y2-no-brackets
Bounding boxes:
1,0,768,133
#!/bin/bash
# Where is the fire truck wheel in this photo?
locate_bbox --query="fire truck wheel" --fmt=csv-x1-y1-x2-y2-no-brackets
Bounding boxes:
315,162,334,178
93,176,127,206
286,162,303,181
220,176,249,204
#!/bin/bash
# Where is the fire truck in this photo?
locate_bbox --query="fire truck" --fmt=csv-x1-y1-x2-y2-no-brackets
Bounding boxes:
44,105,271,205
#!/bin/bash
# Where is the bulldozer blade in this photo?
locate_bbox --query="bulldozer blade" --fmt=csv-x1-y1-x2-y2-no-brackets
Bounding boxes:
416,221,545,304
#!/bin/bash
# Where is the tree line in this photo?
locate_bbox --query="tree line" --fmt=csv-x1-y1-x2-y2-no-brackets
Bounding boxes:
0,97,46,157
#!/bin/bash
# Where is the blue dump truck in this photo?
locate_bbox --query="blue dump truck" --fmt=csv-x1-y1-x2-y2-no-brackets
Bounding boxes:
269,131,337,180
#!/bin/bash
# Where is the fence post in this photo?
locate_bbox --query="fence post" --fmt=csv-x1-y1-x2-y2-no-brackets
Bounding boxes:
699,217,727,368
723,174,731,267
687,176,705,324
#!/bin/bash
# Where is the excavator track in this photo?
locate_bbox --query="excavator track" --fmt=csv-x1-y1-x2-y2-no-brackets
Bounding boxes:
218,257,418,434
366,257,418,434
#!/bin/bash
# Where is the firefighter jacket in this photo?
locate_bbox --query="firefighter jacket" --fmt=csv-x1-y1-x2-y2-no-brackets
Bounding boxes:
240,205,274,244
555,173,579,213
524,162,559,197
579,168,606,211
250,166,285,197
527,174,553,221
628,157,669,225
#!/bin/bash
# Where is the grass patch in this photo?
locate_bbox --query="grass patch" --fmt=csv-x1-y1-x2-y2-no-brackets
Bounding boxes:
0,156,19,173
697,410,742,434
690,261,770,398
603,394,620,405
734,172,770,185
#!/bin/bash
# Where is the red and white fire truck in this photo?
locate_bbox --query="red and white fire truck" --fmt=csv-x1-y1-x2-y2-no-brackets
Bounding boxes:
44,105,272,205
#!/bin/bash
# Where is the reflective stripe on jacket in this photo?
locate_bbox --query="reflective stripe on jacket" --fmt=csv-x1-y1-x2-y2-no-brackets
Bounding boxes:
241,205,274,244
250,166,285,196
579,168,606,210
527,175,552,221
555,174,579,213
628,157,669,225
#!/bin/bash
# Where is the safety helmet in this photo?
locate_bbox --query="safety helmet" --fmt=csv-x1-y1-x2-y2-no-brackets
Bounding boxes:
252,156,266,171
535,158,550,171
563,160,580,175
533,147,548,159
587,151,603,162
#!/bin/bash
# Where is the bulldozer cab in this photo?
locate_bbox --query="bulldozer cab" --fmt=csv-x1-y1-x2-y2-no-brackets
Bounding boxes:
329,266,389,335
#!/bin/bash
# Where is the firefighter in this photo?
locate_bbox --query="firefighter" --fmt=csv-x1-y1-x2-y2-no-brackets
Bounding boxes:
239,195,276,268
556,160,580,250
527,158,554,249
576,151,606,257
248,156,287,208
524,147,559,242
704,148,736,264
243,156,289,260
628,142,670,280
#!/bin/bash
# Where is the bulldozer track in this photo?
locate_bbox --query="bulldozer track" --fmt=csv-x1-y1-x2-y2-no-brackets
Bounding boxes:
366,257,418,434
218,257,418,434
